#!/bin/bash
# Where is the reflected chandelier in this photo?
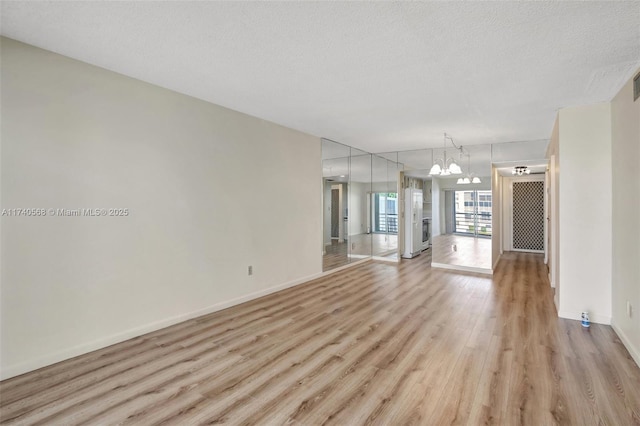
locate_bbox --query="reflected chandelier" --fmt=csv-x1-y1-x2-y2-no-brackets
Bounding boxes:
457,152,481,184
429,133,463,176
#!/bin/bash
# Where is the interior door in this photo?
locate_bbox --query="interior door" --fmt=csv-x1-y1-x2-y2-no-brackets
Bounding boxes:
331,188,339,238
512,181,545,252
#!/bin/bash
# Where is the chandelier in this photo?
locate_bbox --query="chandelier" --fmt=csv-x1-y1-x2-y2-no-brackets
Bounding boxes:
457,152,481,184
512,166,530,176
429,133,463,176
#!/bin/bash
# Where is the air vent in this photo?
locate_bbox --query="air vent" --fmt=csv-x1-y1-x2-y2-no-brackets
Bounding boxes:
634,72,640,101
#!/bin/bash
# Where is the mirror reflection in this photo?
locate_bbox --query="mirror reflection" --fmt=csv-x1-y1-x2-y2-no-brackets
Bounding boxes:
322,140,401,271
348,150,372,261
395,144,492,272
371,155,399,260
322,140,350,271
430,144,492,271
323,139,548,275
399,149,434,263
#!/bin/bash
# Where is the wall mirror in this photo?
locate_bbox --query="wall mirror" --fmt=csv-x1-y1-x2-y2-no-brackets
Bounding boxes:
322,140,402,271
371,154,401,261
322,139,351,271
430,144,493,272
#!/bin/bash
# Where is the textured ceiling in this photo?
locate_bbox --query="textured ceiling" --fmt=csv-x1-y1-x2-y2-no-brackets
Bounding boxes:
2,1,639,153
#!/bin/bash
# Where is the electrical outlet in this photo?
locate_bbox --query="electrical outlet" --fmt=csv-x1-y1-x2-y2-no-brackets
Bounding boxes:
628,301,633,318
248,266,253,276
352,243,356,250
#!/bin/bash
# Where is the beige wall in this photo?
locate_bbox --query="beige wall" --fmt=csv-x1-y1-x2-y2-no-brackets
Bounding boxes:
0,38,322,379
611,69,640,366
557,103,612,324
491,166,503,270
546,118,560,309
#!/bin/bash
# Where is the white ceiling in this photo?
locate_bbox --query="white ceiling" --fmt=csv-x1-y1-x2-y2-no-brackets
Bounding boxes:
2,1,639,153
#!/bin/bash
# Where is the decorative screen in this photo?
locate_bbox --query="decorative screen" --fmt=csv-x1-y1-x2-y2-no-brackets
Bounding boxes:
512,181,544,251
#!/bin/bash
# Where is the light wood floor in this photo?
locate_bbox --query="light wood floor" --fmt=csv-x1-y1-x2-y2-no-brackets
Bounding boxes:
2,253,640,425
432,234,492,270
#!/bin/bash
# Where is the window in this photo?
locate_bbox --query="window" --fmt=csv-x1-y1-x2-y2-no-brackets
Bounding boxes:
373,193,398,234
454,190,492,236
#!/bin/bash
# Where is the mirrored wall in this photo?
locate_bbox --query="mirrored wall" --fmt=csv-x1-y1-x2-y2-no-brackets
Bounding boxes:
327,139,548,275
322,139,400,271
390,144,494,273
429,144,493,272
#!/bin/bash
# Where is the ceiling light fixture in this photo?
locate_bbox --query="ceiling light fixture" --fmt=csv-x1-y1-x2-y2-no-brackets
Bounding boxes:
512,166,531,176
456,151,481,185
429,133,463,176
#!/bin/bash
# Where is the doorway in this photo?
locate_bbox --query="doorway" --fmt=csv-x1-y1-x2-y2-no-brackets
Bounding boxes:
331,188,339,238
512,181,544,251
502,176,545,253
330,184,344,242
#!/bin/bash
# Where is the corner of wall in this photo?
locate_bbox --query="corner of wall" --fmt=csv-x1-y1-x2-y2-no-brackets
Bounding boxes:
610,66,640,370
611,321,640,368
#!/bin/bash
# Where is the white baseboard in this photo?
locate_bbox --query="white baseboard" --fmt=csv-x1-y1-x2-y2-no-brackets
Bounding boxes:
372,255,399,263
431,262,493,275
320,257,372,276
1,269,338,381
348,254,370,260
558,310,611,325
492,254,501,271
611,321,640,368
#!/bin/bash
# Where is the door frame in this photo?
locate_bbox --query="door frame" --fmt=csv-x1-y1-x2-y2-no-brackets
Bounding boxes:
331,183,345,242
502,174,546,253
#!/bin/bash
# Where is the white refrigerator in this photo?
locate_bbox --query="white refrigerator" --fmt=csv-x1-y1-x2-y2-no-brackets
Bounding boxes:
402,188,423,259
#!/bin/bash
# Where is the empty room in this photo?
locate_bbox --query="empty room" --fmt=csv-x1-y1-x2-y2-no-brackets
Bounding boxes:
1,1,639,425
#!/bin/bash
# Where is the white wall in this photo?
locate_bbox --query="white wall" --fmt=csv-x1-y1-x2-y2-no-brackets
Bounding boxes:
371,181,397,193
557,103,612,324
546,119,560,308
0,38,322,379
491,139,549,163
611,69,640,366
431,178,442,236
349,182,367,236
491,166,503,270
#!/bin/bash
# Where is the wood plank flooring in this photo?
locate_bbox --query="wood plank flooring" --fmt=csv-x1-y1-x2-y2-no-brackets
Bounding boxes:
432,234,492,270
2,252,640,425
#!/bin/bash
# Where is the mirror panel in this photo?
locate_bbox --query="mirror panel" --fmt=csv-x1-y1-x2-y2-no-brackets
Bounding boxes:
385,158,400,259
431,144,492,271
349,152,372,260
322,140,350,271
371,155,392,259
